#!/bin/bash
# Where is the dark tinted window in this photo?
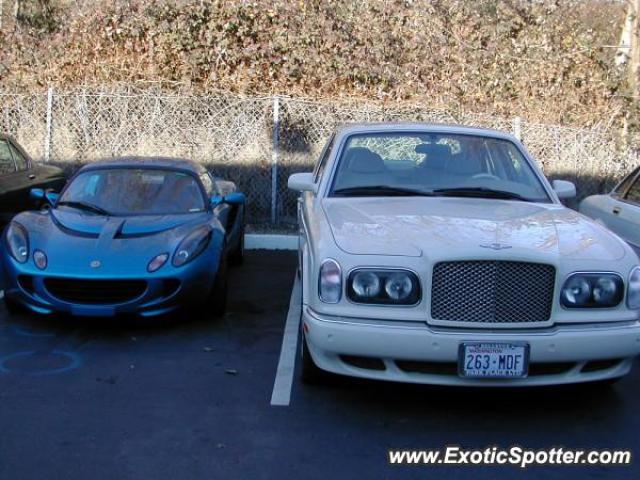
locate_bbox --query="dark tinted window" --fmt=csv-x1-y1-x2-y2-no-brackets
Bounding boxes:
0,141,15,175
9,143,29,171
613,167,639,197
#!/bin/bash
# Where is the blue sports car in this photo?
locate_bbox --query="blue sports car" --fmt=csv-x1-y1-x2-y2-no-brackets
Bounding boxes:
1,157,245,318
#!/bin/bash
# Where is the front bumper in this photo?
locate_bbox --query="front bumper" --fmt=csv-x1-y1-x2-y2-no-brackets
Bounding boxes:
2,256,217,317
303,307,640,386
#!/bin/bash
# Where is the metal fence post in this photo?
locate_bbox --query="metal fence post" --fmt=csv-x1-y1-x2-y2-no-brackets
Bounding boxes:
513,116,522,141
43,86,54,162
271,96,280,225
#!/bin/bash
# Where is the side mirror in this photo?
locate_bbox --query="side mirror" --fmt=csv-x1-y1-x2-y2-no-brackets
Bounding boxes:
224,192,246,205
210,192,246,208
30,188,45,204
552,180,576,199
30,188,59,207
288,172,317,193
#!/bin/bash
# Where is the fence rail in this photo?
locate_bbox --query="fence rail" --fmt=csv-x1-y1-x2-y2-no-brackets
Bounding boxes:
0,89,637,227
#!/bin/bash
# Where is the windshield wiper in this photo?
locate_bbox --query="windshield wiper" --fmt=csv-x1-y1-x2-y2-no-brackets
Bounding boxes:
333,185,435,197
57,201,111,216
432,187,534,202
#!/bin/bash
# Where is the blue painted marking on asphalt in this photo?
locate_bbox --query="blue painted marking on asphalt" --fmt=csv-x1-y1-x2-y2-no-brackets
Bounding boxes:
0,350,82,376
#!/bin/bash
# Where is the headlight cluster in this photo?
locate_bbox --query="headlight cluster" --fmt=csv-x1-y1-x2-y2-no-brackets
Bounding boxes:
172,226,212,267
561,273,624,308
6,223,29,264
347,269,420,305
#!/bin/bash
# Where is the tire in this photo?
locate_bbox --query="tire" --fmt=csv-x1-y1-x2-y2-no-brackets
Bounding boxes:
300,333,331,385
207,256,229,318
3,295,24,315
229,224,245,266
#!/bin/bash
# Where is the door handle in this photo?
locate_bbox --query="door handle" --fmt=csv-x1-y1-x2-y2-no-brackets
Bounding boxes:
613,206,622,215
28,174,36,180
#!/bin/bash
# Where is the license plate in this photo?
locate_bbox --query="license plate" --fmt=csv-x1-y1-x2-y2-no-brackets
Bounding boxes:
459,343,529,378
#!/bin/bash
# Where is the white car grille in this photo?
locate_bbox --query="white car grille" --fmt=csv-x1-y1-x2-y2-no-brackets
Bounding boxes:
431,261,556,324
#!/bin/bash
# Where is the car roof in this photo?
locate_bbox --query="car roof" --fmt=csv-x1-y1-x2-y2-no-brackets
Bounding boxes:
80,156,207,175
335,122,517,141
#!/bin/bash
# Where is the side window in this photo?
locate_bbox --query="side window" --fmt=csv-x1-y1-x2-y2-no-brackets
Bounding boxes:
9,143,29,171
313,135,335,182
200,172,215,196
625,177,640,205
613,167,640,197
0,141,15,175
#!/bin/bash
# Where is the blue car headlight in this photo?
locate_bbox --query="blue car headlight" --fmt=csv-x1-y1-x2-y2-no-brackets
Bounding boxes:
172,226,212,267
561,272,624,308
6,222,29,264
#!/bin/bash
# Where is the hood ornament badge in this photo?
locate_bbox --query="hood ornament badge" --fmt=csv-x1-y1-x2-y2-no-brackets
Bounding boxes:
90,260,102,268
479,243,512,251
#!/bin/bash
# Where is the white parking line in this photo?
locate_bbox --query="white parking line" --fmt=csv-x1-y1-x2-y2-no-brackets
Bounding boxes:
270,274,302,406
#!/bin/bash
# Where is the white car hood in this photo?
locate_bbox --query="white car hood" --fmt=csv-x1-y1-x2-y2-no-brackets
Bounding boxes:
322,197,626,260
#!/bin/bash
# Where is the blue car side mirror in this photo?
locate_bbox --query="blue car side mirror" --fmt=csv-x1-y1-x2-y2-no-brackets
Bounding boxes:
31,188,59,207
224,192,246,205
210,192,246,208
30,188,45,203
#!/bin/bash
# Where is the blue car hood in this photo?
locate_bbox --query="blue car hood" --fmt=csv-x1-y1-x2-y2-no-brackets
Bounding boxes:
12,209,216,276
50,209,202,237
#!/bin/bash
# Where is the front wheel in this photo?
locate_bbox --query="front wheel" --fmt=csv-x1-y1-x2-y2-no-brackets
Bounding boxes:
206,256,229,318
3,296,25,315
229,224,245,266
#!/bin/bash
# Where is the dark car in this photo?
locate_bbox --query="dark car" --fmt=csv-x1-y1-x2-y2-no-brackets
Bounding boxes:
0,134,66,225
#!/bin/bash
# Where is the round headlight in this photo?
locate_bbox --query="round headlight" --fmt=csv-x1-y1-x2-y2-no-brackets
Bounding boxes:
33,250,47,270
628,267,640,309
6,223,29,264
593,277,618,304
352,271,381,298
319,259,341,303
561,276,591,306
385,273,414,301
148,253,169,273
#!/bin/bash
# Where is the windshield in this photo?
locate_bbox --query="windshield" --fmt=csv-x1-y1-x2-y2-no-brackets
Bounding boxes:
59,168,206,215
330,133,550,202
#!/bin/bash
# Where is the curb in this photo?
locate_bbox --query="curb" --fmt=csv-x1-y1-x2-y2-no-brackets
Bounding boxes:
245,234,297,251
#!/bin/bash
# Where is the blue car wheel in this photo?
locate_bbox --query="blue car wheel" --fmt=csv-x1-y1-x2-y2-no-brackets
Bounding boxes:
206,255,229,318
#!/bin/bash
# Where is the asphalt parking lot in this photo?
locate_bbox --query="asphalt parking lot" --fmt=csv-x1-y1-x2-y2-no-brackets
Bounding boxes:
1,250,640,480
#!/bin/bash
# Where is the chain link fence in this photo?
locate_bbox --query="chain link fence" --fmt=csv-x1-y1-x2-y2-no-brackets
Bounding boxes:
0,89,637,228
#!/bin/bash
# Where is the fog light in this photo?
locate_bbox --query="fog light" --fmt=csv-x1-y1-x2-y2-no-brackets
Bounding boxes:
33,250,47,270
148,253,169,273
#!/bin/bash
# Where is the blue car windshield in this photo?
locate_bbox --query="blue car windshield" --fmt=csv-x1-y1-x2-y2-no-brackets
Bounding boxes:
59,168,206,215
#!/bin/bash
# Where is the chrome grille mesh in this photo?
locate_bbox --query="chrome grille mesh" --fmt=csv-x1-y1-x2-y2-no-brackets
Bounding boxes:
431,261,555,323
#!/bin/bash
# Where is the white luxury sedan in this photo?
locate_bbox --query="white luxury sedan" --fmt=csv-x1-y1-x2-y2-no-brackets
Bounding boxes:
288,123,640,387
580,166,640,254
